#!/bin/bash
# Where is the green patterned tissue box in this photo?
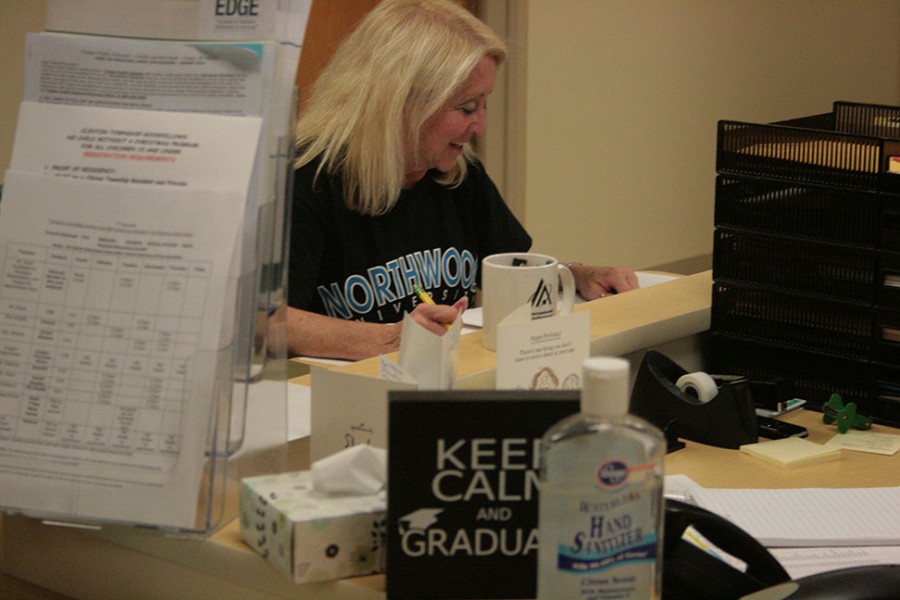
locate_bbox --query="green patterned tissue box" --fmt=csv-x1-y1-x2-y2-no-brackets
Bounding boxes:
240,470,386,583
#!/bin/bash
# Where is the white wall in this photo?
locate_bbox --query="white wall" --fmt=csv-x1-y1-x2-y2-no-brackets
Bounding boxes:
500,0,900,271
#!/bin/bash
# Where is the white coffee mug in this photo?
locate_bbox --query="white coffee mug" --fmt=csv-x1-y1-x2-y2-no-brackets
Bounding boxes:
481,252,576,351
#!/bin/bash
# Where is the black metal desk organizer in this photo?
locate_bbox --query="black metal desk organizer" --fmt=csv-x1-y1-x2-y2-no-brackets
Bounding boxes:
710,101,900,427
630,351,758,452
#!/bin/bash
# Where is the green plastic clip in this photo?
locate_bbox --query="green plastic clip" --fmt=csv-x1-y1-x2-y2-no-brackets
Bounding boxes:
822,393,873,434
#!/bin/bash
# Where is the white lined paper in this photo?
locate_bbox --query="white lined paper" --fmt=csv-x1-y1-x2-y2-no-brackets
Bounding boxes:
665,475,900,547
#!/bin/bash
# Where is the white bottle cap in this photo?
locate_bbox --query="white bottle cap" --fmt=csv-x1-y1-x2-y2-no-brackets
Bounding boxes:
581,356,630,417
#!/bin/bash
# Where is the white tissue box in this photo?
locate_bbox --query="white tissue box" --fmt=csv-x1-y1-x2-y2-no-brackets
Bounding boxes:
240,470,387,583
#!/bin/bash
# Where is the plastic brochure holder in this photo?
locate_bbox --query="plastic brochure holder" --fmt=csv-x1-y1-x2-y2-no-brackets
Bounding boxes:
0,125,287,538
629,351,758,452
0,0,308,537
225,90,297,467
35,234,290,536
189,84,296,536
0,167,293,535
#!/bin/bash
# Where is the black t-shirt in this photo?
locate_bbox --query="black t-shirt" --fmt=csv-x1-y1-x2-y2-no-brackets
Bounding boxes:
288,158,531,323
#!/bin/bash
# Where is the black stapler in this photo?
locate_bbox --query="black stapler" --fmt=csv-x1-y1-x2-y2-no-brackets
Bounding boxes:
630,351,758,452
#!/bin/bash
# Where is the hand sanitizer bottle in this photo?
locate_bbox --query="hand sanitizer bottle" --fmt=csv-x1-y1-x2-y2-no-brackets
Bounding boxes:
537,357,665,600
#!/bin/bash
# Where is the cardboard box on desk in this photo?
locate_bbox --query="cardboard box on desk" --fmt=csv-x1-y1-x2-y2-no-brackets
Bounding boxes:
240,470,387,583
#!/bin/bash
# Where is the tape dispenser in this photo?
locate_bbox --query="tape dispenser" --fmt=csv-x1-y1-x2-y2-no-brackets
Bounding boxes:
629,351,758,452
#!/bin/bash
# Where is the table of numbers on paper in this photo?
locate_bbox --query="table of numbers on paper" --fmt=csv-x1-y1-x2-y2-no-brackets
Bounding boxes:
0,241,211,485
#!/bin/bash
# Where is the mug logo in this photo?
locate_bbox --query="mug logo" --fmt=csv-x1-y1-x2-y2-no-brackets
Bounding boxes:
529,279,555,319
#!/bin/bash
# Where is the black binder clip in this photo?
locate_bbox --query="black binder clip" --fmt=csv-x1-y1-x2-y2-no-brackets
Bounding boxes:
629,351,758,452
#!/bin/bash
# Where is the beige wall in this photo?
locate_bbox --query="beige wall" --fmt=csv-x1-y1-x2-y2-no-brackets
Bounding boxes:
491,0,900,272
3,1,900,275
0,0,45,177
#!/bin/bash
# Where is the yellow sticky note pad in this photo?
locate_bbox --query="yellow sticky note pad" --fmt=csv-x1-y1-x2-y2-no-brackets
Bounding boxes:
740,438,842,468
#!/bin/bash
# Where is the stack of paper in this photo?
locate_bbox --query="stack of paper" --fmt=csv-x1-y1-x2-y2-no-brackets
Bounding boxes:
665,474,900,547
0,0,312,531
33,0,313,381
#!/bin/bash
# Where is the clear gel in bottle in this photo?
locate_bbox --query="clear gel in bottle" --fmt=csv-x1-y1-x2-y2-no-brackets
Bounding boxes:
537,357,665,600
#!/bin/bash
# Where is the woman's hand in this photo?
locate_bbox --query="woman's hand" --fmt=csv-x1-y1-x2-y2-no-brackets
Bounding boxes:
284,297,469,362
286,307,403,361
409,296,469,335
568,265,639,300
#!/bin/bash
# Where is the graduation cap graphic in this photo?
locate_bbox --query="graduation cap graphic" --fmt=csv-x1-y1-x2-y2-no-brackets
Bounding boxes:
398,508,444,535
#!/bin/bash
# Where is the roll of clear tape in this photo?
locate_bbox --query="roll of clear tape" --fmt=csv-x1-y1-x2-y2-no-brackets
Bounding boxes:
675,372,719,404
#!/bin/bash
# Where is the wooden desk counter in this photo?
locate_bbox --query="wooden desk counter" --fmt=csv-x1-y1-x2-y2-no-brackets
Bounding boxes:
291,270,713,388
3,409,898,600
19,269,897,600
1,436,385,600
1,272,713,600
667,409,900,490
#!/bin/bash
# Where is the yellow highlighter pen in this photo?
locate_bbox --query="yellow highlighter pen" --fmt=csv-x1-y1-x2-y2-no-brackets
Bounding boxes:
413,284,452,330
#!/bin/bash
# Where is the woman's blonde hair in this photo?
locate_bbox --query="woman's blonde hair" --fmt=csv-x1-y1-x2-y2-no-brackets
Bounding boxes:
294,0,507,216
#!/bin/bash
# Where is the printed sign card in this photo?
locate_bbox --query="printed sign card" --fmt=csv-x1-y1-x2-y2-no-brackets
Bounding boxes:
309,367,415,463
386,390,580,599
495,310,590,390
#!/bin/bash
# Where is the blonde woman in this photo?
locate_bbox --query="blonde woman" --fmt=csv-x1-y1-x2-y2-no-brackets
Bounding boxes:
287,0,636,360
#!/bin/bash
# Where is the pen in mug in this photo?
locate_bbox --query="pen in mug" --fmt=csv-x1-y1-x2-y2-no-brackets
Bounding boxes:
413,284,452,330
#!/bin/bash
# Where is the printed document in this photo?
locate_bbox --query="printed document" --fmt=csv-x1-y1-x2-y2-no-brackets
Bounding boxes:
0,105,260,528
23,32,275,118
0,172,246,529
12,101,262,193
10,101,262,282
22,32,280,273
